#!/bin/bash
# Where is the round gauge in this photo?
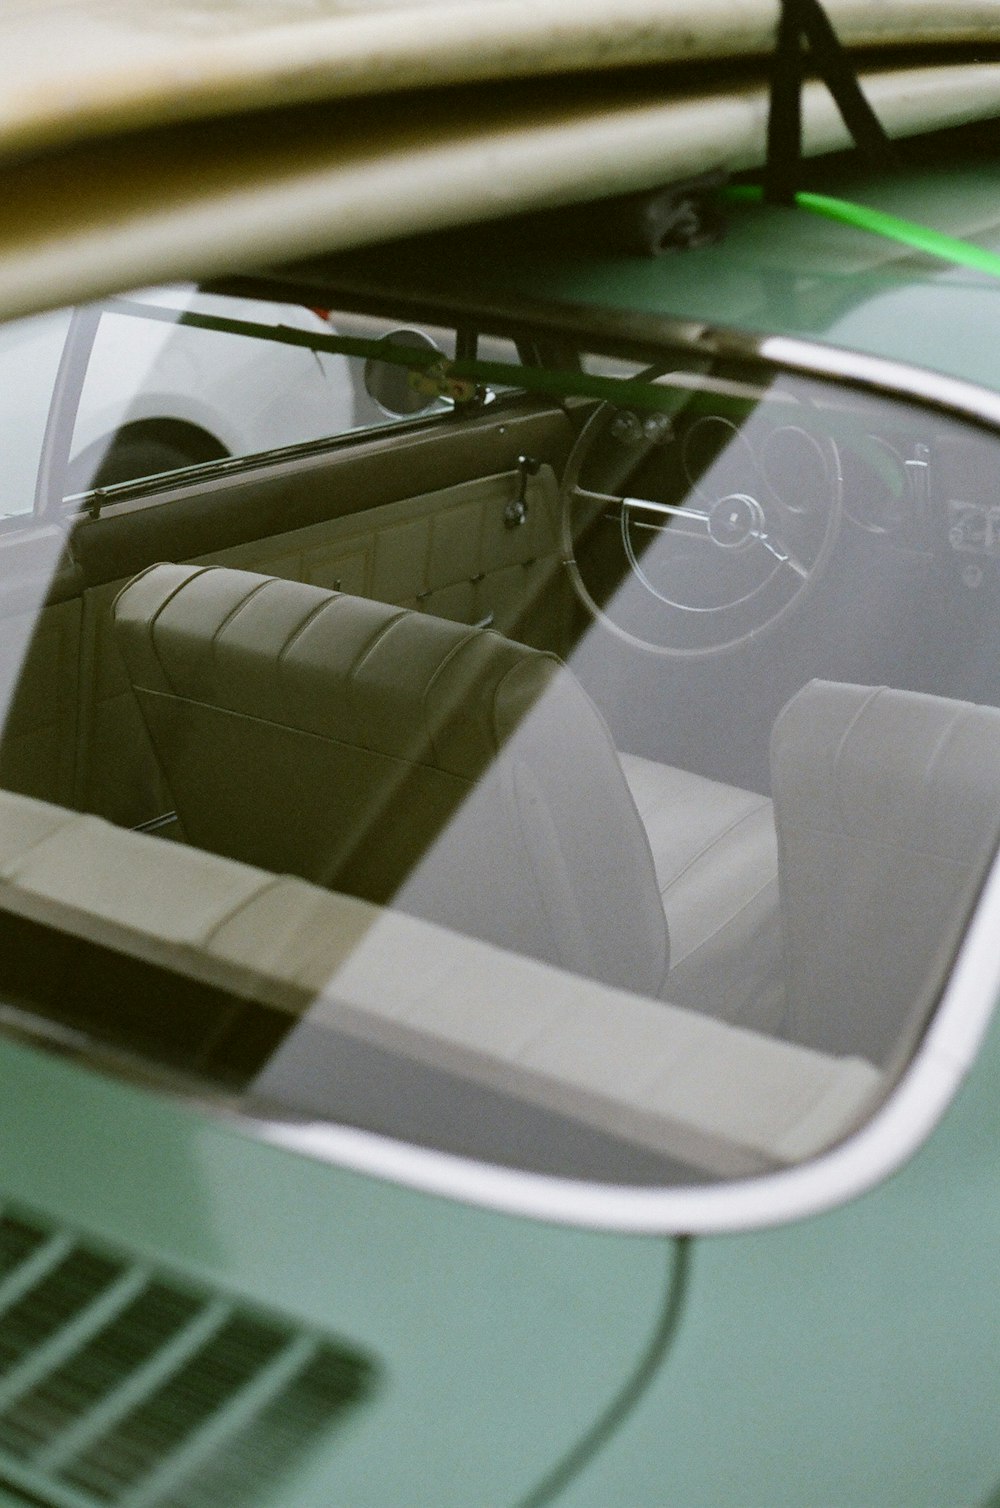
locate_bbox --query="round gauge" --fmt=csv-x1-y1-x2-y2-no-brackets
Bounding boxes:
760,424,835,515
840,436,909,534
681,415,757,500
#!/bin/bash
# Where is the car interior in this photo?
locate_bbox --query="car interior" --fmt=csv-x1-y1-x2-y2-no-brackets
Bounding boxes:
0,283,998,1183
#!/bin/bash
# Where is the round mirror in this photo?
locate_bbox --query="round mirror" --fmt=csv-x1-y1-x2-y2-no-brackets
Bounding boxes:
363,328,444,417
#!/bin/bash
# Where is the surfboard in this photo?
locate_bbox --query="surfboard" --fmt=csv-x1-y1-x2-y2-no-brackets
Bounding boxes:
2,0,1000,164
2,56,999,323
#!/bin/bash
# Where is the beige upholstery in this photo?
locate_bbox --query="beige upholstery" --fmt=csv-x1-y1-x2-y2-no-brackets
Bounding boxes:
620,754,783,1033
72,463,570,829
113,562,670,996
0,785,881,1176
194,465,566,639
772,679,1000,1064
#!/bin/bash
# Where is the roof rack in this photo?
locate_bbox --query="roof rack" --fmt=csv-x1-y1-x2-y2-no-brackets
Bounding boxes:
765,0,898,205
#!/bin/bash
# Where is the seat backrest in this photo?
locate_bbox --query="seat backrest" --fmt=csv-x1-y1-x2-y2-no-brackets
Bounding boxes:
113,563,669,995
771,679,1000,1065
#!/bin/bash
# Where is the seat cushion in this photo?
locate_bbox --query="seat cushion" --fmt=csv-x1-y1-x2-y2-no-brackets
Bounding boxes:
619,752,784,1033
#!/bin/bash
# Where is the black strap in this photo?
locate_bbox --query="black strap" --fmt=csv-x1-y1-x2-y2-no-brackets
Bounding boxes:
765,0,898,205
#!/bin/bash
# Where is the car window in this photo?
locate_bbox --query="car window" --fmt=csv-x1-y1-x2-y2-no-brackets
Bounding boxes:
0,308,69,518
62,289,467,498
0,291,997,1226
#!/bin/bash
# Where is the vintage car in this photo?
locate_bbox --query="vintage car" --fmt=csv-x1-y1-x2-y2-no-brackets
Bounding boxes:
3,3,1000,1506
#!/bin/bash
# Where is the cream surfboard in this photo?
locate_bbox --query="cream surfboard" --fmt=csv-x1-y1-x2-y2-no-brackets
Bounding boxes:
2,54,1000,322
2,0,1000,163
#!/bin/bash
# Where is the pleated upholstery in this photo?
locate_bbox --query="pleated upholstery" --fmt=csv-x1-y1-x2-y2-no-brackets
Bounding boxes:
772,678,1000,1063
114,563,670,996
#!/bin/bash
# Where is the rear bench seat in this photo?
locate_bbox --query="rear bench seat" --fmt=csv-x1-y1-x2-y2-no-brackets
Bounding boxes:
0,786,880,1176
112,563,785,1031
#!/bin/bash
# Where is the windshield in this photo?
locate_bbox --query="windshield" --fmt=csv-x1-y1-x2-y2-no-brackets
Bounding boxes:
0,284,997,1193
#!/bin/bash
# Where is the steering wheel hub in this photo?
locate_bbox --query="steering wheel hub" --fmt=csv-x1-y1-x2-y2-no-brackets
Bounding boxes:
707,493,765,549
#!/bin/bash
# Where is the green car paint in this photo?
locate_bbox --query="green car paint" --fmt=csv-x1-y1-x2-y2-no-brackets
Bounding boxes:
3,135,1000,1508
0,1034,673,1508
0,884,998,1507
363,152,1000,392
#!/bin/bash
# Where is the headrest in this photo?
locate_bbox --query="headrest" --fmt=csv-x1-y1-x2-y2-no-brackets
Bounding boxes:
771,678,1000,1063
772,678,1000,864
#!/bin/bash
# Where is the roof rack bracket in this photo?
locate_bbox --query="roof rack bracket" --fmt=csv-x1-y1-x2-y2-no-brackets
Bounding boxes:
765,0,899,206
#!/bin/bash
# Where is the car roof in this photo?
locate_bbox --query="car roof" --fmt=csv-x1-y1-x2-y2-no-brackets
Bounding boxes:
3,0,1000,365
271,133,1000,389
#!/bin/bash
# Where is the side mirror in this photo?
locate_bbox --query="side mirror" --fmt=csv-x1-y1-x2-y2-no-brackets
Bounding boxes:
363,328,443,417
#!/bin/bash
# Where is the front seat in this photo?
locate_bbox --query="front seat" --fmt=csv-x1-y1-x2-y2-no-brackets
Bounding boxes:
113,563,782,1023
771,678,1000,1065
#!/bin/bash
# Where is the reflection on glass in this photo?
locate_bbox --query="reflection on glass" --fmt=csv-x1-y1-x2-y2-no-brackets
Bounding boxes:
0,294,997,1193
64,291,461,497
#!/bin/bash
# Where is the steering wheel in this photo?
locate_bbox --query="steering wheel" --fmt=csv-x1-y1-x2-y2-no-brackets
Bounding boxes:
561,372,842,656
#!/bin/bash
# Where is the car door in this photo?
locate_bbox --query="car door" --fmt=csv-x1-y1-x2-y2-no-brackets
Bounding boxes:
0,288,577,827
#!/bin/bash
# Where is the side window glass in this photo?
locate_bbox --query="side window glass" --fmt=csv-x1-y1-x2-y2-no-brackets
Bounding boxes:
64,289,461,497
0,308,70,518
475,333,524,400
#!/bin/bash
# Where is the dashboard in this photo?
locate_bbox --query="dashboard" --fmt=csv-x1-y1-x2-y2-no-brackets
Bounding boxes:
560,365,1000,790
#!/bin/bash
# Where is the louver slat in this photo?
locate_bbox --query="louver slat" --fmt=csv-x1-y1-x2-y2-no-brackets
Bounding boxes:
0,1209,377,1508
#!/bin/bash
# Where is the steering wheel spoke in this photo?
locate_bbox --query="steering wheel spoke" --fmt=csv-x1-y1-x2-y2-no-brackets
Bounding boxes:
755,530,809,577
621,495,711,527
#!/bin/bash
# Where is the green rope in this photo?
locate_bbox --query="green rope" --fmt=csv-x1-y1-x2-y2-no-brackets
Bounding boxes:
104,297,692,412
725,183,1000,281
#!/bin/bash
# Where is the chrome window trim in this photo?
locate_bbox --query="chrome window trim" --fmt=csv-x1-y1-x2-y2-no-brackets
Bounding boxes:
4,317,1000,1235
248,841,1000,1233
242,273,1000,432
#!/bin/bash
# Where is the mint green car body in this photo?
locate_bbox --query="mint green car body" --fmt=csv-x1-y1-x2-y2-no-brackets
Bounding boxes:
4,144,1000,1508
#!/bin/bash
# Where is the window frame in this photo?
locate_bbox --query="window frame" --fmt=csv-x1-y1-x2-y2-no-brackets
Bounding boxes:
4,290,1000,1235
29,292,531,523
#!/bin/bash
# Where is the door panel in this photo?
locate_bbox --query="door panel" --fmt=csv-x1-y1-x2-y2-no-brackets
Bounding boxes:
62,402,575,826
0,597,81,806
195,465,566,637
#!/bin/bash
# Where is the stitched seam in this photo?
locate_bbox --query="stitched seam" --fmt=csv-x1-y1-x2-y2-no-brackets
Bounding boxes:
490,652,561,754
657,797,773,896
916,702,969,825
209,578,273,684
201,873,299,946
275,595,342,669
666,874,779,964
273,594,345,726
419,627,482,766
832,684,887,827
140,565,211,697
350,609,411,683
136,686,476,785
346,608,419,751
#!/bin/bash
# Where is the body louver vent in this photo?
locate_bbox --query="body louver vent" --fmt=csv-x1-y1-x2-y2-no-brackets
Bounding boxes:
0,1208,377,1508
